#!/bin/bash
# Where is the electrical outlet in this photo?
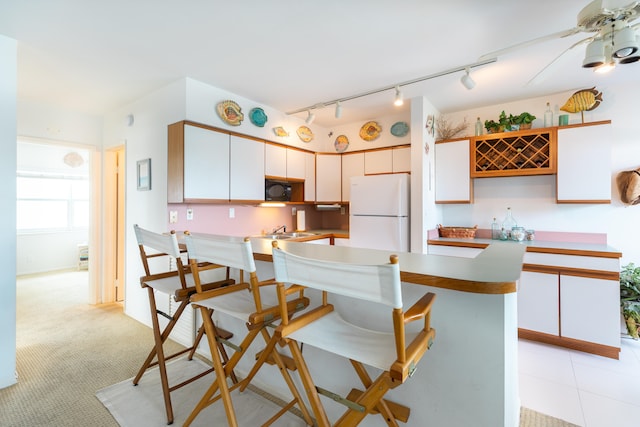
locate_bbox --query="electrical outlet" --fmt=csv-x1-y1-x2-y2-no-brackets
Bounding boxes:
229,207,235,218
169,211,178,223
292,207,297,216
186,208,193,220
340,206,346,215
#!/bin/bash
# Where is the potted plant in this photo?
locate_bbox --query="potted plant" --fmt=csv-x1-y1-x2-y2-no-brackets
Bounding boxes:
484,119,500,133
514,112,537,130
620,263,640,339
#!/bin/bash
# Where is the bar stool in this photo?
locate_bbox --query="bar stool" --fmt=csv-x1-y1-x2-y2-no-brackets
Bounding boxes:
269,241,437,426
132,224,234,425
182,233,314,427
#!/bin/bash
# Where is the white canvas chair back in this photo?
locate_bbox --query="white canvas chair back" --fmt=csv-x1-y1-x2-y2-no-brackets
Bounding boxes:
184,233,256,274
272,246,402,309
133,224,183,276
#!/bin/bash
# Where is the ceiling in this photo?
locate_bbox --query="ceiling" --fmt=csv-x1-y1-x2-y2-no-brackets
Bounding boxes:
1,0,638,127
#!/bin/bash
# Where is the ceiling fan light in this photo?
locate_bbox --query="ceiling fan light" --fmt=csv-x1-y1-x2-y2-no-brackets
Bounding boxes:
618,36,640,63
460,67,475,90
582,38,605,68
613,26,639,58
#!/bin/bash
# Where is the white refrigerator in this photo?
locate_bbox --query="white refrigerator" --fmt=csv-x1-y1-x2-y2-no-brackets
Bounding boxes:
349,173,410,251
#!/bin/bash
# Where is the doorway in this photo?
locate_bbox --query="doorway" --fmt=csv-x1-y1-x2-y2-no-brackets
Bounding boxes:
104,146,126,302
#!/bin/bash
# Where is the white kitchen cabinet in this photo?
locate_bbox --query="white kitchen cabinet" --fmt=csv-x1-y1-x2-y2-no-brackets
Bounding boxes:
560,274,619,347
341,152,364,202
517,271,559,336
264,143,286,178
304,152,316,202
183,124,230,200
434,139,472,203
286,148,306,180
392,146,411,173
230,135,264,201
316,154,341,202
557,122,612,203
364,149,392,174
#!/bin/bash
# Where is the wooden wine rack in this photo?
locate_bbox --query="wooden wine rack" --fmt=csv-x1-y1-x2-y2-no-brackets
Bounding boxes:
471,128,557,178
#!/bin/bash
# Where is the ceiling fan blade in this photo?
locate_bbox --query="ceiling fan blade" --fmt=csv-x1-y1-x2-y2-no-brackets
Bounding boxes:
478,27,583,61
526,37,594,85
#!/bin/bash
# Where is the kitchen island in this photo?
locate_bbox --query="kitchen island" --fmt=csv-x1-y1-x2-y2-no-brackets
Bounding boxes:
205,239,526,427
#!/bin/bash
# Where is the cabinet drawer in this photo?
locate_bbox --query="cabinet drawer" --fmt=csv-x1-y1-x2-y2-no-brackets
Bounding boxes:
524,252,619,272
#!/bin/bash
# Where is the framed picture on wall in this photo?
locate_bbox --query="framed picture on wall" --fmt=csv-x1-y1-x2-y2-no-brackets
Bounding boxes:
137,158,151,191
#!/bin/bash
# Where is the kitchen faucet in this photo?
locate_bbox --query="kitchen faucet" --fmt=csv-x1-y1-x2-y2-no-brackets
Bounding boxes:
272,225,287,234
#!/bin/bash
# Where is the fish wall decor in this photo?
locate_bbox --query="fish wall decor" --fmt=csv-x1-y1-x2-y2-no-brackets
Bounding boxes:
560,87,603,123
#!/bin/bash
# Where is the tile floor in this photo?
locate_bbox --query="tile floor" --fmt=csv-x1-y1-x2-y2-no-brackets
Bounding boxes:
519,336,640,426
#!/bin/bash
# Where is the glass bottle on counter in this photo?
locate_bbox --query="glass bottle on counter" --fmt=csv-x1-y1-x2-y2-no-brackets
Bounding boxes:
501,207,517,240
491,217,500,240
475,117,483,136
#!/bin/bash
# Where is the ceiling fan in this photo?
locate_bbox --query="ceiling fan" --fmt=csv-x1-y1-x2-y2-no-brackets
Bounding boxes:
479,0,640,83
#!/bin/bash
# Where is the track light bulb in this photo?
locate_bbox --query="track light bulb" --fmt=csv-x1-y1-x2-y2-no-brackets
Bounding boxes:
393,86,403,106
460,68,475,90
305,110,315,124
335,101,342,118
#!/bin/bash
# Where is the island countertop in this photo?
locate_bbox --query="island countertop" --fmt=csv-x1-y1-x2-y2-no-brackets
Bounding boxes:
250,238,526,294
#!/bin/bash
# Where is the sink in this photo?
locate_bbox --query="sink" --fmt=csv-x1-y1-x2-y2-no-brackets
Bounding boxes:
260,232,318,240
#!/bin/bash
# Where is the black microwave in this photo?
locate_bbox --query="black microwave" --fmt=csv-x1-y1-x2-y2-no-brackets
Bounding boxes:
265,179,292,201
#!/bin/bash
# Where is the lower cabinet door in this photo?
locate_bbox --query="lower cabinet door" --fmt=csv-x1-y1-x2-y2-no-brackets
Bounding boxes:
517,271,559,335
560,275,620,347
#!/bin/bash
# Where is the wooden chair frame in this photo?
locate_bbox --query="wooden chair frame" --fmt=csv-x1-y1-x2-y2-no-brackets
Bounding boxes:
270,241,436,427
181,233,313,427
132,224,234,425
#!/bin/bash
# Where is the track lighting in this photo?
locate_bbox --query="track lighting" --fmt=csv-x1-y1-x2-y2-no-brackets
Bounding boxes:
284,58,497,118
335,101,342,118
393,86,403,106
460,67,476,90
305,109,315,124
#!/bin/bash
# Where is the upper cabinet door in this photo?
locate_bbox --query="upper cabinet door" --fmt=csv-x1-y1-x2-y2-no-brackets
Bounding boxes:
557,122,611,203
264,143,287,178
434,139,473,204
341,152,364,202
304,152,316,202
230,135,264,201
392,147,411,173
286,148,306,180
364,149,392,174
183,124,230,200
316,154,341,202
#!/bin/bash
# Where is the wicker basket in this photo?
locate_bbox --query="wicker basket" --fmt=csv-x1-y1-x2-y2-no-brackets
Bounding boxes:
437,224,478,239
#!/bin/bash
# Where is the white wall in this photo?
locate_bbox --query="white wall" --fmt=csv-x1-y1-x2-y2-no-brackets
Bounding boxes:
185,78,328,153
16,231,89,275
439,81,640,264
0,34,17,389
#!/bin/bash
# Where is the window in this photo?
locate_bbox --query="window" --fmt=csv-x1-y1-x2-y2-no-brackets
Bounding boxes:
16,140,90,232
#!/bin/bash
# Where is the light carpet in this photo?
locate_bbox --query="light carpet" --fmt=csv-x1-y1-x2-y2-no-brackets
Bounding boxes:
96,357,306,427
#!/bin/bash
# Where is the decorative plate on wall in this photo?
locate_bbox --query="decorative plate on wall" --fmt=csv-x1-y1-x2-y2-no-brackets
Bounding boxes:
334,135,349,153
249,107,268,127
273,126,289,137
390,121,410,137
297,126,314,142
216,100,244,126
359,121,381,141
